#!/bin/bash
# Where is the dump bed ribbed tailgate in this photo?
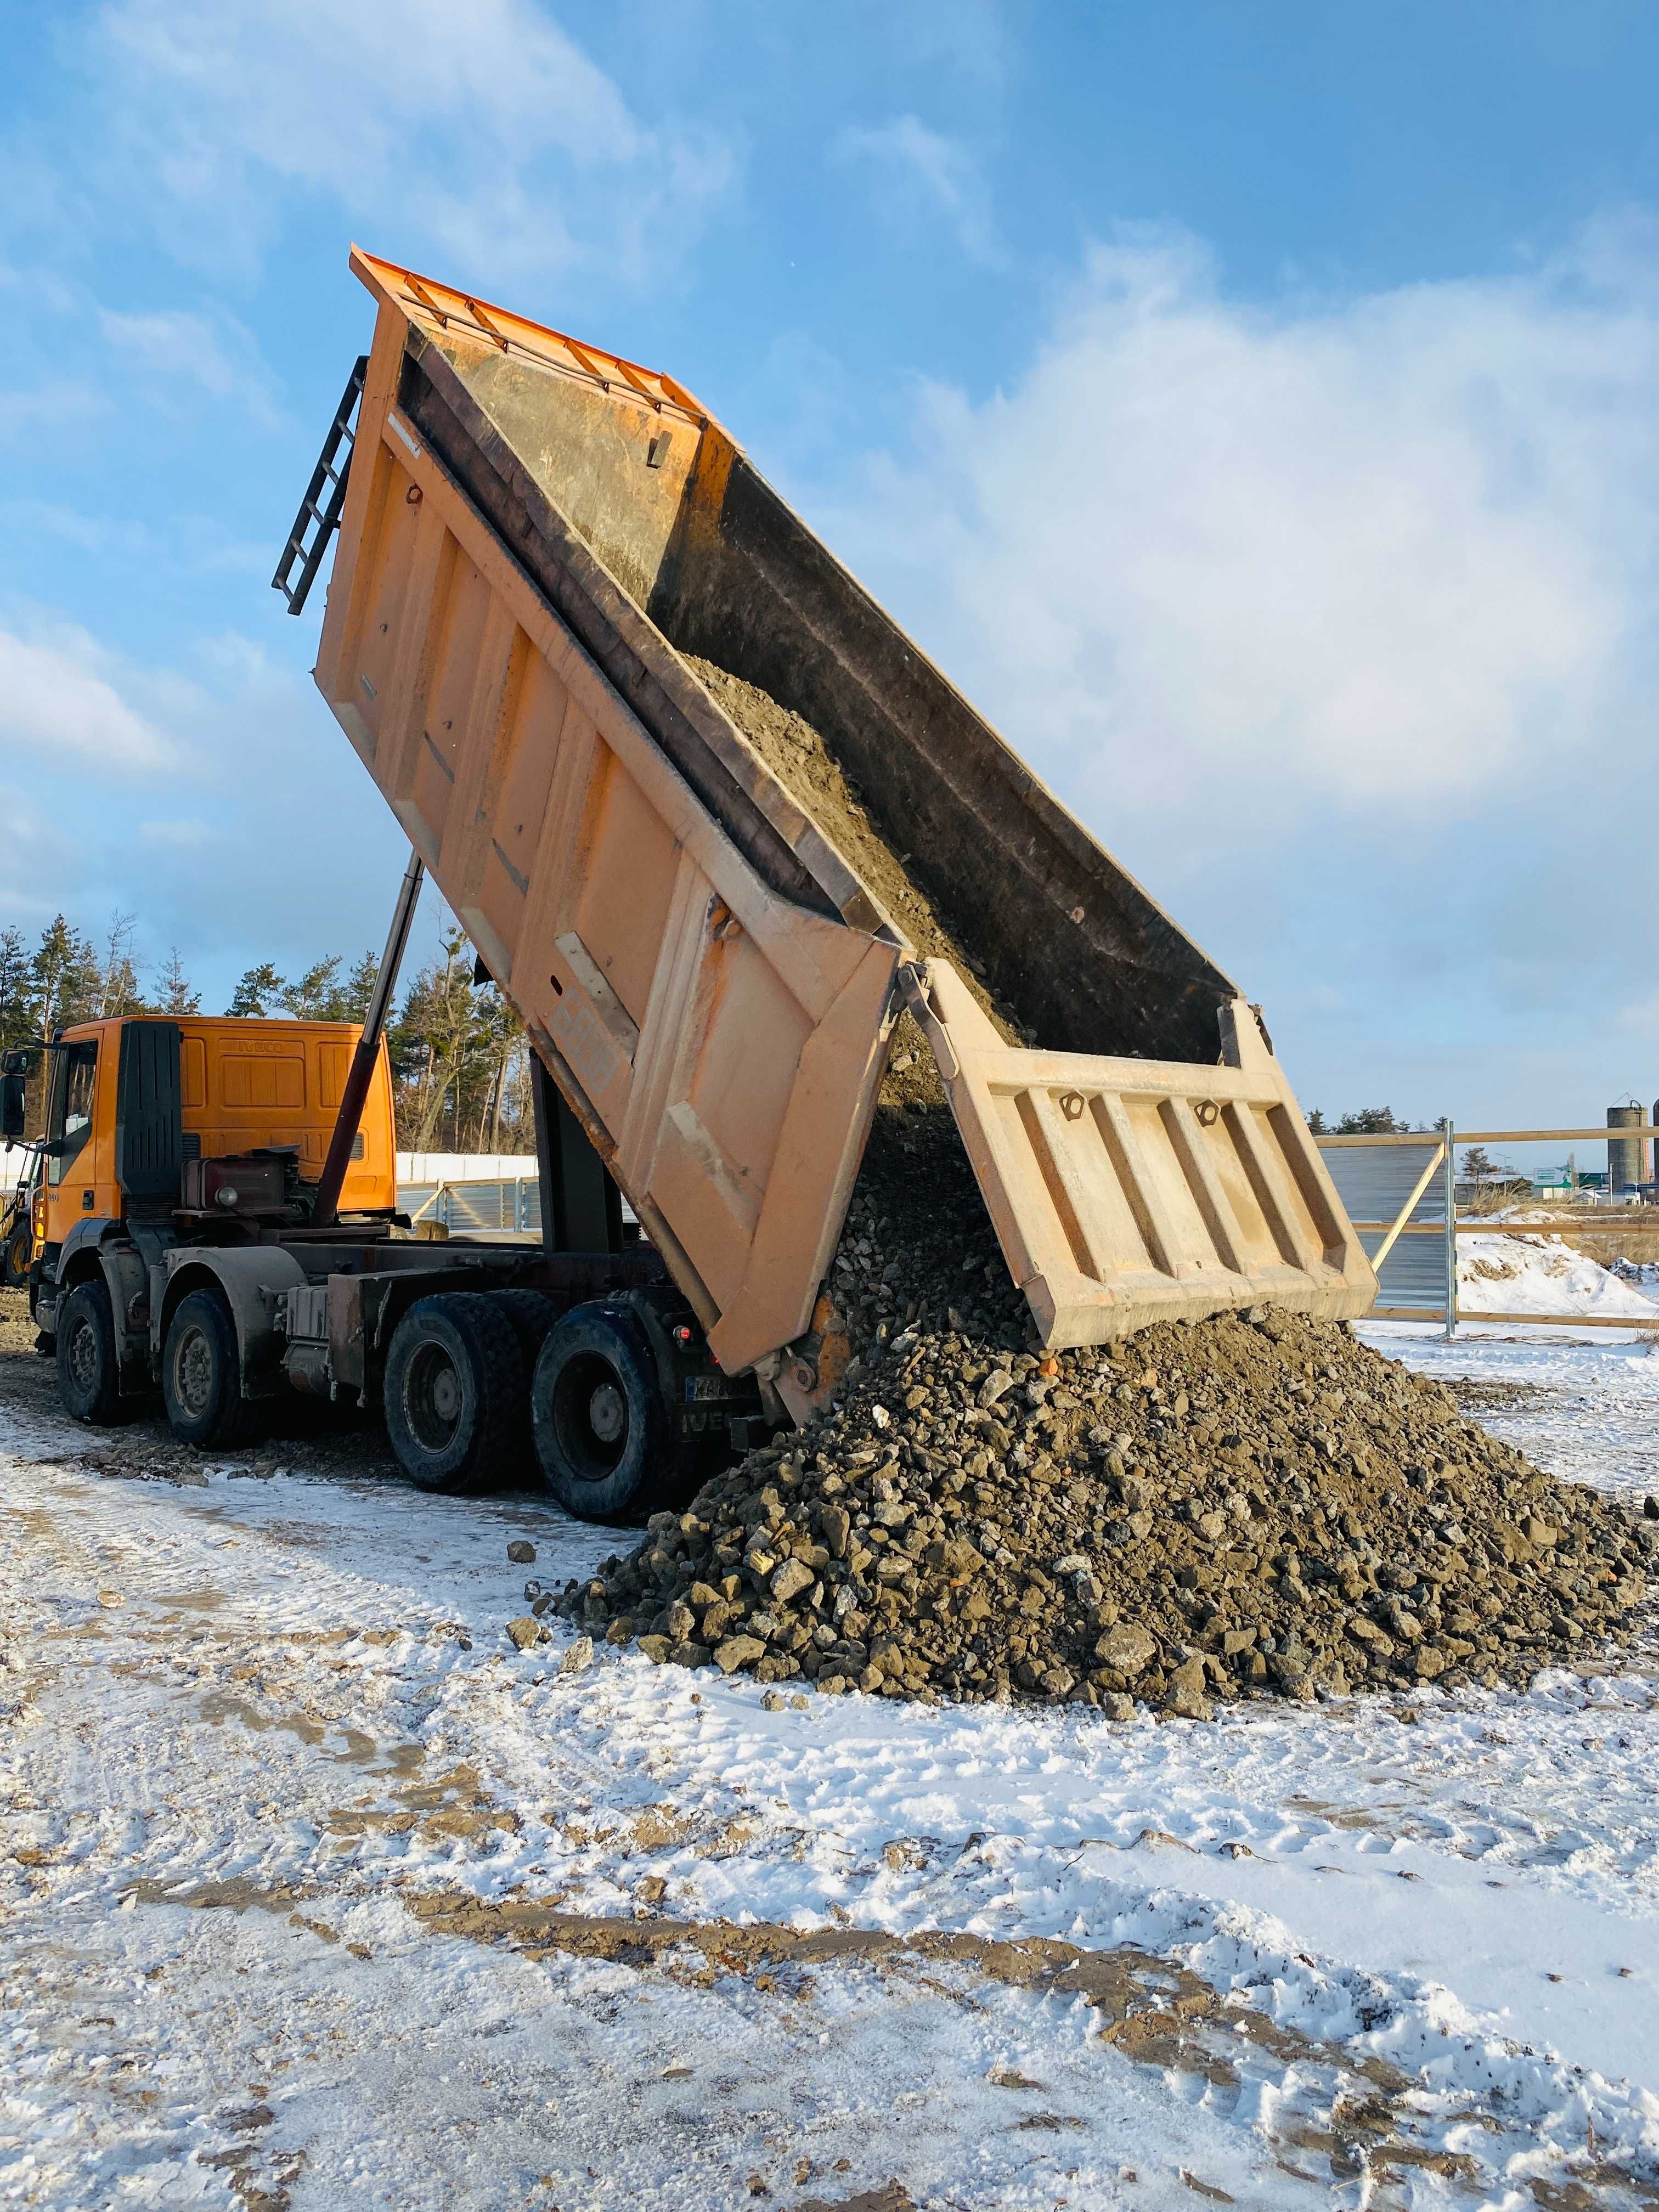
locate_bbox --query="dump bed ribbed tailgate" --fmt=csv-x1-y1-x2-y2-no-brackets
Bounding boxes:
908,963,1375,1346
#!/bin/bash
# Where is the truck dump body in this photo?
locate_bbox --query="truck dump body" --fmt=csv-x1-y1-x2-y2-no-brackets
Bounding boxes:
315,251,1373,1393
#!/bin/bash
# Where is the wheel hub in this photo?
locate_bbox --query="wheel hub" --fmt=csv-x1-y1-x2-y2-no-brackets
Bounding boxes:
406,1342,462,1451
175,1328,213,1417
68,1320,100,1393
588,1381,626,1445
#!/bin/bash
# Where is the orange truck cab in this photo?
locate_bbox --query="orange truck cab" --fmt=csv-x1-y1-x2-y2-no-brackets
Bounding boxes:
35,1015,397,1254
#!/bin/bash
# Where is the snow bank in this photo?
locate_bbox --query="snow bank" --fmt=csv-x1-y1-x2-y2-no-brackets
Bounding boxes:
1459,1230,1659,1318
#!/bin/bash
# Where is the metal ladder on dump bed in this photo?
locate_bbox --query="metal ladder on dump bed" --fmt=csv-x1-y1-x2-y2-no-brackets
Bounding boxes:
272,354,368,616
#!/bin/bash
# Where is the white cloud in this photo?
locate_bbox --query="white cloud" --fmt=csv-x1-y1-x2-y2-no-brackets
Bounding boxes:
826,217,1659,826
792,213,1659,1109
832,115,1003,267
0,620,180,774
85,0,735,287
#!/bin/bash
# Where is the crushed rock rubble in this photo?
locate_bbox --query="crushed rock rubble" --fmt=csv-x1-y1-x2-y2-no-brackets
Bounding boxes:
560,1109,1657,1716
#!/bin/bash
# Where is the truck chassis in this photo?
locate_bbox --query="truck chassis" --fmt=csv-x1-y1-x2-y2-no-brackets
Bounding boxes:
23,1053,761,1519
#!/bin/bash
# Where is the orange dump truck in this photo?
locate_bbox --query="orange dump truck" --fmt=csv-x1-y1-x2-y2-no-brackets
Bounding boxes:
11,246,1373,1523
274,247,1371,1508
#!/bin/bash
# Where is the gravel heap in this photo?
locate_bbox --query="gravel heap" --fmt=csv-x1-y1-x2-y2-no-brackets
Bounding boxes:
559,1109,1656,1716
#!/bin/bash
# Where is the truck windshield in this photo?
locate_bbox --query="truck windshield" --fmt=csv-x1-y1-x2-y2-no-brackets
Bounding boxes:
47,1041,98,1187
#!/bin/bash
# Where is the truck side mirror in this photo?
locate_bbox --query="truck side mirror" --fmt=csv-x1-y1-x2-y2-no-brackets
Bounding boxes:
0,1073,25,1144
0,1050,27,1077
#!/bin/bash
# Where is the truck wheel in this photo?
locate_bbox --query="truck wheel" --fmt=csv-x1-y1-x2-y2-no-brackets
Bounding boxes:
162,1289,259,1449
531,1301,691,1522
488,1289,560,1368
3,1217,31,1289
384,1294,526,1494
57,1279,122,1426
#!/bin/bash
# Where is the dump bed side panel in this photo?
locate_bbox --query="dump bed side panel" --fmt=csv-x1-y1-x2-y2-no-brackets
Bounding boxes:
316,331,900,1374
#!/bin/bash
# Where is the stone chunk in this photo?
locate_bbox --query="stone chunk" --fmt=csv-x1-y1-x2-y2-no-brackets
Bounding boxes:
1165,1656,1212,1720
770,1558,815,1605
714,1635,768,1674
506,1617,544,1652
507,1540,537,1564
1094,1623,1158,1677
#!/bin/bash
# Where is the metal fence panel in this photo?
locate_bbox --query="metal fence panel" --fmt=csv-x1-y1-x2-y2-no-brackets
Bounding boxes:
396,1178,540,1234
1319,1141,1449,1313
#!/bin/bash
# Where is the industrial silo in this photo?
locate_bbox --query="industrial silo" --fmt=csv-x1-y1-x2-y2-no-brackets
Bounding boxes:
1607,1103,1648,1195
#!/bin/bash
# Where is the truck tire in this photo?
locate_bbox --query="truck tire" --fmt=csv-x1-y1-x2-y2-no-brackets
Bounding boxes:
162,1288,259,1449
3,1215,31,1289
57,1279,122,1426
488,1289,560,1368
384,1293,526,1494
531,1300,694,1522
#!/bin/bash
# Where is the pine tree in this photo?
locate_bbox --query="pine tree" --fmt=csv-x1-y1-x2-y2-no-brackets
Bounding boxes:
281,956,348,1022
31,917,101,1036
0,928,33,1053
155,949,201,1017
342,951,380,1023
225,962,285,1018
1334,1107,1410,1135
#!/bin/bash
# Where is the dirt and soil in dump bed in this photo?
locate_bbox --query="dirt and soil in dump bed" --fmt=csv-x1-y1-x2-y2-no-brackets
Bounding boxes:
563,1105,1658,1716
687,658,1023,1106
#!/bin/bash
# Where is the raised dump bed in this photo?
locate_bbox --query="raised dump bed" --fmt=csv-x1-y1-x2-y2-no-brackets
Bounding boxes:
313,249,1373,1414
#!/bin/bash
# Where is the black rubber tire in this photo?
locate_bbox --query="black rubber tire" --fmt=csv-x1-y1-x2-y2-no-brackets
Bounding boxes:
488,1289,561,1369
162,1288,259,1449
531,1300,692,1522
3,1215,31,1290
56,1278,122,1426
383,1293,527,1494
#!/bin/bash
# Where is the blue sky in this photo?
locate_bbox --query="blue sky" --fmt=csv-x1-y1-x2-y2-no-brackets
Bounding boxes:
3,0,1658,1144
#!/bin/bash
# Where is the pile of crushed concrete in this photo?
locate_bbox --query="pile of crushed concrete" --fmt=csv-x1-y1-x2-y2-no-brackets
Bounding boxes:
559,1108,1656,1716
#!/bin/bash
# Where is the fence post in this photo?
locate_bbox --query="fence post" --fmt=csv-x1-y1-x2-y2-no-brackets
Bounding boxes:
1443,1120,1457,1340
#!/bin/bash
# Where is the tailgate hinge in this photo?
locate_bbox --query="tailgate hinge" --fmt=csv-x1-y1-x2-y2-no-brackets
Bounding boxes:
894,961,960,1083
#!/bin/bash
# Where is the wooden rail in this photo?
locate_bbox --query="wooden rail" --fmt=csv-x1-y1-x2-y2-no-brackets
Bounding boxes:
1319,1125,1659,1147
1374,1306,1659,1331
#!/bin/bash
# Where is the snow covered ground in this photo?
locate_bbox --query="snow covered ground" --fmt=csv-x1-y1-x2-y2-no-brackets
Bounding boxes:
1457,1231,1659,1323
3,1314,1659,2209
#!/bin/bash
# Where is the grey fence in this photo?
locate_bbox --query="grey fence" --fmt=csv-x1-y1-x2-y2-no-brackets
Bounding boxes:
398,1177,541,1236
1318,1122,1659,1336
1318,1134,1454,1325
